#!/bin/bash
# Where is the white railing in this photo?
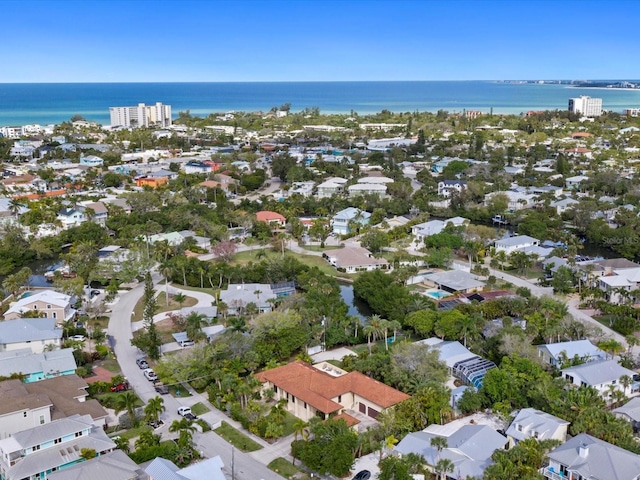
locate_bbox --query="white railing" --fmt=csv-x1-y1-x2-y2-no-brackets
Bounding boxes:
540,466,570,480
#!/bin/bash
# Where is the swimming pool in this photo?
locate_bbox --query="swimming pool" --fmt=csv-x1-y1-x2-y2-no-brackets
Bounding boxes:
426,290,451,300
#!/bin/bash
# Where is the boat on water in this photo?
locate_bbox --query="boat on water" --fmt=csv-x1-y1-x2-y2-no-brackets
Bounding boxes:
44,265,77,281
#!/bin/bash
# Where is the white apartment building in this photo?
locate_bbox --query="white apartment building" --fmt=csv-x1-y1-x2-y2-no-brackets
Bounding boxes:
568,96,602,117
109,102,172,128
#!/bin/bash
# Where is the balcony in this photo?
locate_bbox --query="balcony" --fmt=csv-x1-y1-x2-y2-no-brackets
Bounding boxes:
540,466,569,480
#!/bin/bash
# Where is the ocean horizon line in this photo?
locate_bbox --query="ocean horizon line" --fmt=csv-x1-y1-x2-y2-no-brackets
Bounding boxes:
1,79,639,85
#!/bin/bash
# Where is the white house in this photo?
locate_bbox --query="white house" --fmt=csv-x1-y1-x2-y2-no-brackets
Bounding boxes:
550,197,580,215
565,175,589,190
145,456,226,480
494,235,540,255
0,414,115,480
331,207,370,235
0,318,62,354
505,408,569,449
437,180,467,197
323,246,389,273
56,207,85,229
4,290,76,322
537,340,607,367
411,217,468,244
395,423,507,480
219,284,277,315
347,182,387,197
316,177,348,198
561,360,637,398
541,433,640,480
485,190,536,211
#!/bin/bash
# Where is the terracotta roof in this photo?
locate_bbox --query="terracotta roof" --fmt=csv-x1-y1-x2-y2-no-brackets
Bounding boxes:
333,412,360,427
15,189,67,200
255,361,409,414
256,210,286,223
571,132,593,138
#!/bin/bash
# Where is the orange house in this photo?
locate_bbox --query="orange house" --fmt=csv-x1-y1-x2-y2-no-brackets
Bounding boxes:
136,176,168,188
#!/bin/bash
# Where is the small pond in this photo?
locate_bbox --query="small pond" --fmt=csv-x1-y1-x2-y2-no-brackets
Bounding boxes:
338,283,373,320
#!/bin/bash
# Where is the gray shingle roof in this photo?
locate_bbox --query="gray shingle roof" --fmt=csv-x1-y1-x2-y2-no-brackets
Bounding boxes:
0,348,77,377
3,417,115,480
547,433,640,480
0,318,62,344
561,359,635,386
506,408,569,442
46,450,144,480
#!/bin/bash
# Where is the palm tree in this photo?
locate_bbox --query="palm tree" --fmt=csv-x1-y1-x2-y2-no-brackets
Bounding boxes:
8,198,25,220
430,436,448,465
144,396,165,425
173,292,187,309
363,315,384,354
436,458,455,480
169,417,196,448
620,374,632,395
113,391,140,427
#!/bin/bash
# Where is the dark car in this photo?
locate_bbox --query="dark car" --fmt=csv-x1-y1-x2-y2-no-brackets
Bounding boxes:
352,471,371,480
184,413,197,421
136,358,149,369
110,381,129,392
154,382,169,394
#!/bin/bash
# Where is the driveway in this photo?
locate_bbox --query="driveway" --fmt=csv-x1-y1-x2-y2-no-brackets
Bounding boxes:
106,277,288,480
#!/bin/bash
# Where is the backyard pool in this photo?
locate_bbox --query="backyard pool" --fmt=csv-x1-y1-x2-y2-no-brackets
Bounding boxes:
425,290,451,300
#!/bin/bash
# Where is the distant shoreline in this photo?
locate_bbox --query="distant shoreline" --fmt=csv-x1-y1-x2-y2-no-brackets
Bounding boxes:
567,86,640,92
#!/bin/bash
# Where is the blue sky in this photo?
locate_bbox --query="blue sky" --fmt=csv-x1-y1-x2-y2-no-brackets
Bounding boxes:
1,0,639,82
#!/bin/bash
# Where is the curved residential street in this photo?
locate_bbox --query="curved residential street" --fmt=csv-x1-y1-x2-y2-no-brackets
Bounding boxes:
107,275,285,480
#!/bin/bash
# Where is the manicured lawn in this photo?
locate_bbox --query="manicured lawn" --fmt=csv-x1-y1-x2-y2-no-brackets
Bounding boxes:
131,292,199,322
131,296,146,322
155,292,199,312
229,249,350,277
214,421,263,452
96,391,143,410
268,458,310,480
101,358,122,373
118,425,152,441
191,402,210,416
168,383,192,398
280,411,299,437
303,244,343,252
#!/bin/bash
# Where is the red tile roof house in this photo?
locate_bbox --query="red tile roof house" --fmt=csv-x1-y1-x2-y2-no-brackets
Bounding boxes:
255,210,286,227
254,361,410,426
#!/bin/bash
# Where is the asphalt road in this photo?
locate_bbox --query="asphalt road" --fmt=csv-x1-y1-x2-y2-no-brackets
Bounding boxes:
107,276,282,480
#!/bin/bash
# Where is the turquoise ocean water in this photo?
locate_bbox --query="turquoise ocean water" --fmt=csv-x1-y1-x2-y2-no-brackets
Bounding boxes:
1,81,640,126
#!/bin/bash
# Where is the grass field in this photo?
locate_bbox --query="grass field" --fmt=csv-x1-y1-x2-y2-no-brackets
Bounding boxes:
214,421,263,452
268,458,310,480
100,358,122,373
229,249,352,278
190,402,210,416
117,425,151,441
131,292,198,322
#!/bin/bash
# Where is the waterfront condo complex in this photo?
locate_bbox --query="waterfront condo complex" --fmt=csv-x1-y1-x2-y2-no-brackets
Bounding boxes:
568,95,603,117
109,102,172,128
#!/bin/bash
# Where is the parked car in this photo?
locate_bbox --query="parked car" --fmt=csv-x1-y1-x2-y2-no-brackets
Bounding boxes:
177,406,197,420
136,358,149,369
110,381,129,392
154,382,169,395
352,471,371,480
143,369,158,381
180,340,195,348
90,289,101,298
70,335,85,341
